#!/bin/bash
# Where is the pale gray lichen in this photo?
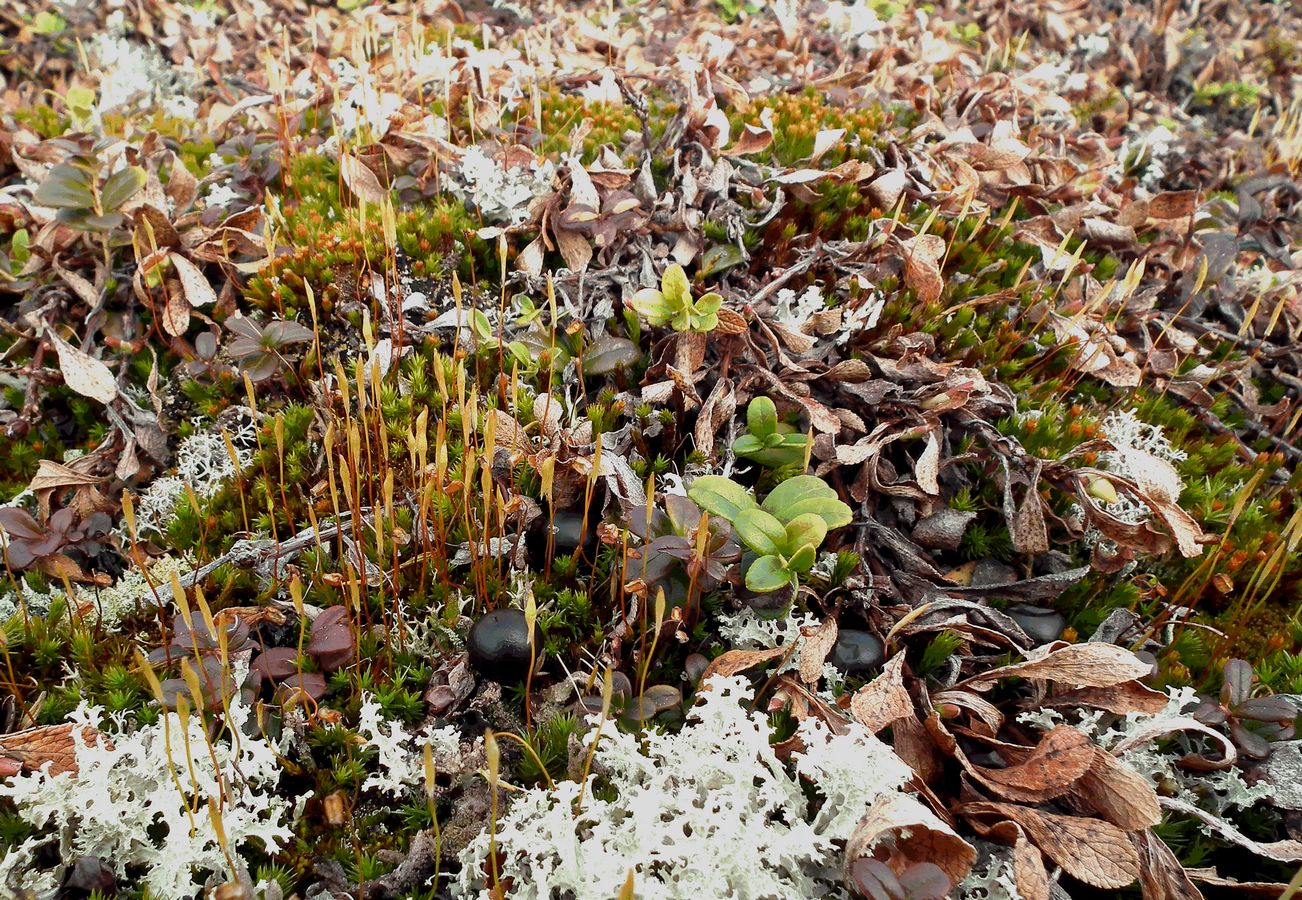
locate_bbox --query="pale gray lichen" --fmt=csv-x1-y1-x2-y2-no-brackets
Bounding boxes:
455,675,913,899
0,688,299,898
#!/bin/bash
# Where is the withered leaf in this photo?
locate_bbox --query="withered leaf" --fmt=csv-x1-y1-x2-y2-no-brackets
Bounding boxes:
798,617,838,685
1159,797,1302,863
26,459,103,496
901,234,945,304
340,152,387,205
699,645,789,683
169,253,217,309
961,643,1153,691
0,724,107,776
1077,747,1162,830
969,726,1094,802
915,430,940,495
965,802,1140,889
1146,191,1197,219
846,792,976,885
729,124,773,156
971,820,1050,900
1132,829,1205,900
1043,680,1170,716
850,653,913,733
46,329,117,404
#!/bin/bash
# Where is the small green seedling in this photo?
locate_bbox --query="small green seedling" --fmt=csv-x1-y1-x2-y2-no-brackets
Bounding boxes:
732,397,810,469
627,263,722,333
689,474,852,593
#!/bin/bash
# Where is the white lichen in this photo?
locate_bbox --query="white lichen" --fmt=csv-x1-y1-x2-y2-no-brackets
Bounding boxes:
456,675,913,899
356,693,466,798
449,146,555,226
0,691,299,898
133,415,258,539
773,285,827,331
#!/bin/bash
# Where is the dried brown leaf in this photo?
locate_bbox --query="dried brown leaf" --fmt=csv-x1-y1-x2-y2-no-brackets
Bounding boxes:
964,802,1140,889
846,792,976,885
0,724,107,776
961,643,1153,691
729,124,773,156
340,152,387,205
798,617,838,685
1159,797,1302,863
169,252,216,309
699,646,789,682
901,234,945,304
1077,747,1162,830
850,653,913,733
1132,829,1205,900
970,726,1094,802
1044,681,1170,716
46,329,116,404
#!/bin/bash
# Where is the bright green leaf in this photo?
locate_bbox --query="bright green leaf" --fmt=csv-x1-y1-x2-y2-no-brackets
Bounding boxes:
762,475,852,528
661,263,690,305
784,513,827,555
688,475,757,523
787,543,818,574
732,434,765,456
745,554,792,593
734,508,786,557
695,292,722,315
748,396,778,439
628,288,673,326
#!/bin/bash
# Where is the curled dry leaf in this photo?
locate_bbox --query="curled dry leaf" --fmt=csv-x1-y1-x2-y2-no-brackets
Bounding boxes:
850,653,914,733
1075,747,1162,830
845,792,976,886
45,329,117,404
1185,869,1286,897
900,234,945,304
1042,680,1170,716
1132,829,1205,900
969,819,1050,900
915,430,940,495
798,617,838,685
960,642,1153,691
340,152,387,205
1111,712,1237,769
963,801,1140,889
0,723,108,776
969,726,1094,803
169,253,217,309
698,645,789,683
729,124,773,156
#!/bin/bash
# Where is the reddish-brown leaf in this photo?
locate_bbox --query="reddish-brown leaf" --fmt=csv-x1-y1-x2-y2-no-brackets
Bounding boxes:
699,645,789,683
1076,748,1162,830
1132,829,1205,900
969,726,1094,802
961,643,1153,691
964,802,1140,889
0,724,108,776
846,792,976,885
